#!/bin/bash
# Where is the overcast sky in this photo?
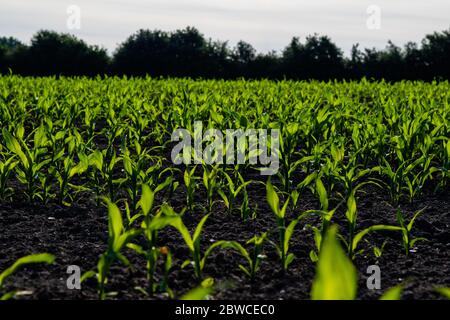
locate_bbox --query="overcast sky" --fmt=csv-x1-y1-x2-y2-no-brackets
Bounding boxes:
1,0,449,55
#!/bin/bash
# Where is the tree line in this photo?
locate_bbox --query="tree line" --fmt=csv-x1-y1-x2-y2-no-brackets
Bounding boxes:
1,27,449,80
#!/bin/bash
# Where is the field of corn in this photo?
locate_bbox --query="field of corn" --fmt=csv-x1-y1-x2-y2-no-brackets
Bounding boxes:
0,76,449,300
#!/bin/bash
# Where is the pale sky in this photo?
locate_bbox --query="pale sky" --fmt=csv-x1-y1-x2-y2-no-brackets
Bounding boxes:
1,0,449,55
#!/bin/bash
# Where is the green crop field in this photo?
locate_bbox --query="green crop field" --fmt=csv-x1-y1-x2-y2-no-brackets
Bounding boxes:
0,76,449,300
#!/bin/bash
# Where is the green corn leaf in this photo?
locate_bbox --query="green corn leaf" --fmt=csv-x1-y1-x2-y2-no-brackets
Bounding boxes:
181,286,212,300
309,250,319,263
219,241,251,265
345,192,357,225
316,177,328,211
114,229,141,252
160,206,195,252
155,176,172,193
238,265,251,278
139,184,154,216
2,128,29,168
105,199,124,247
193,214,210,245
435,287,450,299
352,225,402,254
379,284,403,300
181,260,191,269
217,190,229,208
0,253,55,288
407,208,425,232
266,179,280,217
284,218,300,256
126,243,145,255
311,225,357,300
1,291,17,300
279,198,290,219
410,237,427,248
284,253,295,269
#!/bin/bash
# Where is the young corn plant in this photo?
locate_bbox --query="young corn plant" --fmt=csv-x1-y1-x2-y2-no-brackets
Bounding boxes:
183,165,198,213
38,172,53,204
221,233,268,281
159,246,174,298
121,145,148,214
396,208,427,256
127,184,173,294
239,184,257,220
0,253,55,300
202,164,221,213
344,191,358,258
291,171,318,209
277,122,309,192
266,180,312,270
155,204,224,281
380,157,424,205
121,141,166,213
306,177,341,262
343,191,401,259
218,171,251,215
82,199,140,299
55,152,89,205
334,163,382,201
373,240,388,259
88,149,122,203
158,168,179,203
2,127,50,201
347,224,401,260
403,155,439,203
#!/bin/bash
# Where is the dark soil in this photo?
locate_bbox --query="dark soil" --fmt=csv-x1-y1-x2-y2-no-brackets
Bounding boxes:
0,178,449,300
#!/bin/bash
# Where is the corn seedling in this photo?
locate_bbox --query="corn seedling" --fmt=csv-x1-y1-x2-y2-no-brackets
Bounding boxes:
218,171,251,215
82,199,140,299
373,240,388,259
155,204,224,281
55,153,89,205
239,185,257,220
160,246,174,298
127,184,174,294
396,208,427,256
347,224,402,260
183,165,198,213
121,145,148,214
266,180,313,270
404,155,439,203
221,233,268,281
2,127,51,200
306,177,342,262
342,191,401,258
202,164,221,213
